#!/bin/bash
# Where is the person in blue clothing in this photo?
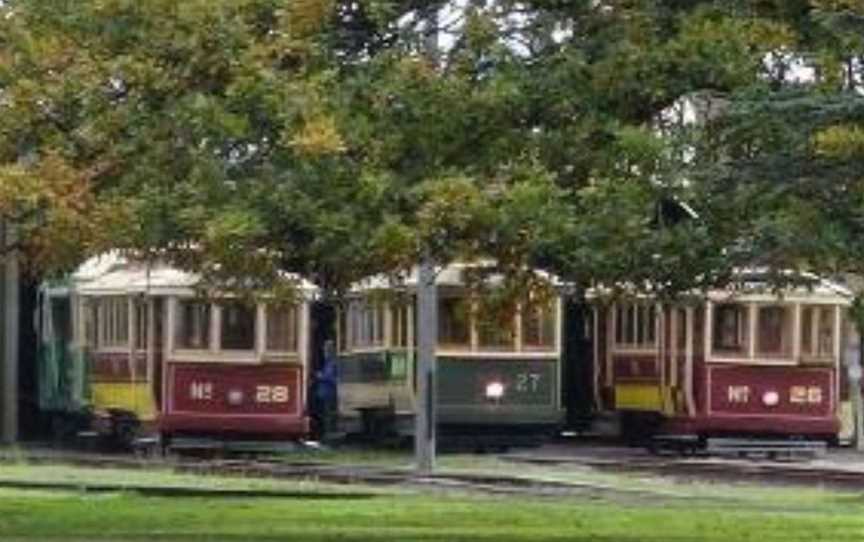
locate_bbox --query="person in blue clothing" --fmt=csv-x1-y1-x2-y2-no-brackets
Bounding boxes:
313,340,338,440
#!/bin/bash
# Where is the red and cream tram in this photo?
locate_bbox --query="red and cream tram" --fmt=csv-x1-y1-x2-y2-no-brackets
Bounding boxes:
595,272,852,443
41,254,316,446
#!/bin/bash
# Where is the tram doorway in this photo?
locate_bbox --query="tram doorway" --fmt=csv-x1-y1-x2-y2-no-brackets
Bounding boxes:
562,300,594,430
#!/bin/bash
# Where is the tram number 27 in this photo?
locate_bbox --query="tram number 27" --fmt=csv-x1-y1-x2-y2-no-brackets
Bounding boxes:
515,373,542,393
256,385,290,403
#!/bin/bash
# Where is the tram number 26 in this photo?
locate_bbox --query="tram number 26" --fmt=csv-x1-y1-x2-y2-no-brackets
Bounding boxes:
256,385,290,403
515,372,542,393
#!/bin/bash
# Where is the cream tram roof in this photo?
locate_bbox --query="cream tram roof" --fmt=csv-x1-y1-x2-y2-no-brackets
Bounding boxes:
704,270,852,305
72,253,316,297
350,261,564,293
590,269,852,305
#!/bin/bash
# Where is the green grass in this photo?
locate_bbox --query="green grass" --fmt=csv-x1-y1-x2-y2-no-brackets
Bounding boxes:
0,489,862,541
0,462,863,541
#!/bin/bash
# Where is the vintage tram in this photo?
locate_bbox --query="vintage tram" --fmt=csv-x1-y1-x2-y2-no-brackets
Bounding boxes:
594,272,853,445
337,263,565,445
37,254,316,447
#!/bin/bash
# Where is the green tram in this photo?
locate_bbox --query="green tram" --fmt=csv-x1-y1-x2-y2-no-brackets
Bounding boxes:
336,263,565,446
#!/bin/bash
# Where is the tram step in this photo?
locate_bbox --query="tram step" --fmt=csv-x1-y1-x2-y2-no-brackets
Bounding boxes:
706,438,826,459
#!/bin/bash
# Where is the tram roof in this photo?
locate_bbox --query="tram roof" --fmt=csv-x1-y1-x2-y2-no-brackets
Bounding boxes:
589,268,853,305
71,253,316,296
350,261,564,293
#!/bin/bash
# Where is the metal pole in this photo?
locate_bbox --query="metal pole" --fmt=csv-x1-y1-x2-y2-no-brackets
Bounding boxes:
415,257,437,472
414,5,439,474
1,221,19,444
845,326,863,452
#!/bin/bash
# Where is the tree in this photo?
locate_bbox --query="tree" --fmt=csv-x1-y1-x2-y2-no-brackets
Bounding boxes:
3,0,856,301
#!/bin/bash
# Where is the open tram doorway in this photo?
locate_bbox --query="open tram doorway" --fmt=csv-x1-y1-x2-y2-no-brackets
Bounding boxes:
561,300,594,431
309,301,336,439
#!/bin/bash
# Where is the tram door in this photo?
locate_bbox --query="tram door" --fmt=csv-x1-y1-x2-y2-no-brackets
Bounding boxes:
151,297,164,408
562,300,594,429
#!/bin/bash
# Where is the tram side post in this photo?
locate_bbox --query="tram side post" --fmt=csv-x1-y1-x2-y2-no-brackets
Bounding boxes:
415,257,437,472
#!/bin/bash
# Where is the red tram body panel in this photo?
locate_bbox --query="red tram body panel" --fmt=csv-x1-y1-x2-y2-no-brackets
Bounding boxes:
161,363,308,436
665,364,839,437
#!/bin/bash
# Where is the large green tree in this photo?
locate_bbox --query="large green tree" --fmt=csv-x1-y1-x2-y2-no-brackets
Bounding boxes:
3,0,857,301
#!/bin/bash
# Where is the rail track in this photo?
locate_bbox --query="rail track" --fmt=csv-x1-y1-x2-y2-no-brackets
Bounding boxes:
502,452,864,490
3,445,864,499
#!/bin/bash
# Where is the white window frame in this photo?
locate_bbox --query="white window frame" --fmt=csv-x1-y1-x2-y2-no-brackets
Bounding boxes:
217,301,258,353
97,296,131,352
611,303,658,353
707,301,799,365
341,293,561,358
799,304,839,364
263,303,301,355
347,300,387,351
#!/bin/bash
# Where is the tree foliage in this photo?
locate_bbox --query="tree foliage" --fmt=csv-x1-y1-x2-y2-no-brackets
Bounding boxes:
2,0,863,301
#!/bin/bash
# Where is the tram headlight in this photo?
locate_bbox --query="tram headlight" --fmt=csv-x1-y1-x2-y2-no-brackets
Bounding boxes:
227,389,245,406
485,381,505,401
762,390,779,407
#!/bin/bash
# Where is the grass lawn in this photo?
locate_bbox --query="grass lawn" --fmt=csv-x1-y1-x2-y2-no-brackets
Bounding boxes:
0,460,863,541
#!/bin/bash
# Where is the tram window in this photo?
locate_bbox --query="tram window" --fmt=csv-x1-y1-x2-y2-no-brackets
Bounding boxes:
390,303,411,348
614,304,656,349
99,297,130,348
266,305,298,352
756,305,793,358
82,300,98,348
817,307,835,357
676,308,687,351
801,306,835,360
176,300,211,350
134,301,148,351
522,301,555,351
712,304,748,356
221,302,256,351
51,299,72,342
350,301,385,349
438,297,470,348
477,315,516,350
800,307,813,354
338,309,348,352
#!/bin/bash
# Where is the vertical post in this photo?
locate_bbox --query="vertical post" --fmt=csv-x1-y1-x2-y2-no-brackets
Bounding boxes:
415,256,437,472
414,3,439,474
847,326,864,452
843,319,863,451
1,221,19,444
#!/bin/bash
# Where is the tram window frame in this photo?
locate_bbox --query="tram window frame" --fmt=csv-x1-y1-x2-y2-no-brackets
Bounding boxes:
613,304,657,351
337,308,348,353
755,304,794,359
349,300,386,350
134,299,148,352
219,301,257,352
438,296,471,350
390,302,412,349
265,304,300,354
521,300,556,352
476,312,516,351
675,308,688,351
98,296,130,351
175,300,212,351
800,305,836,363
81,298,99,349
711,303,750,358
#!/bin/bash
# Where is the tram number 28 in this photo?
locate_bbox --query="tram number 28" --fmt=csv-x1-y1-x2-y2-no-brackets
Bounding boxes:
256,385,290,403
